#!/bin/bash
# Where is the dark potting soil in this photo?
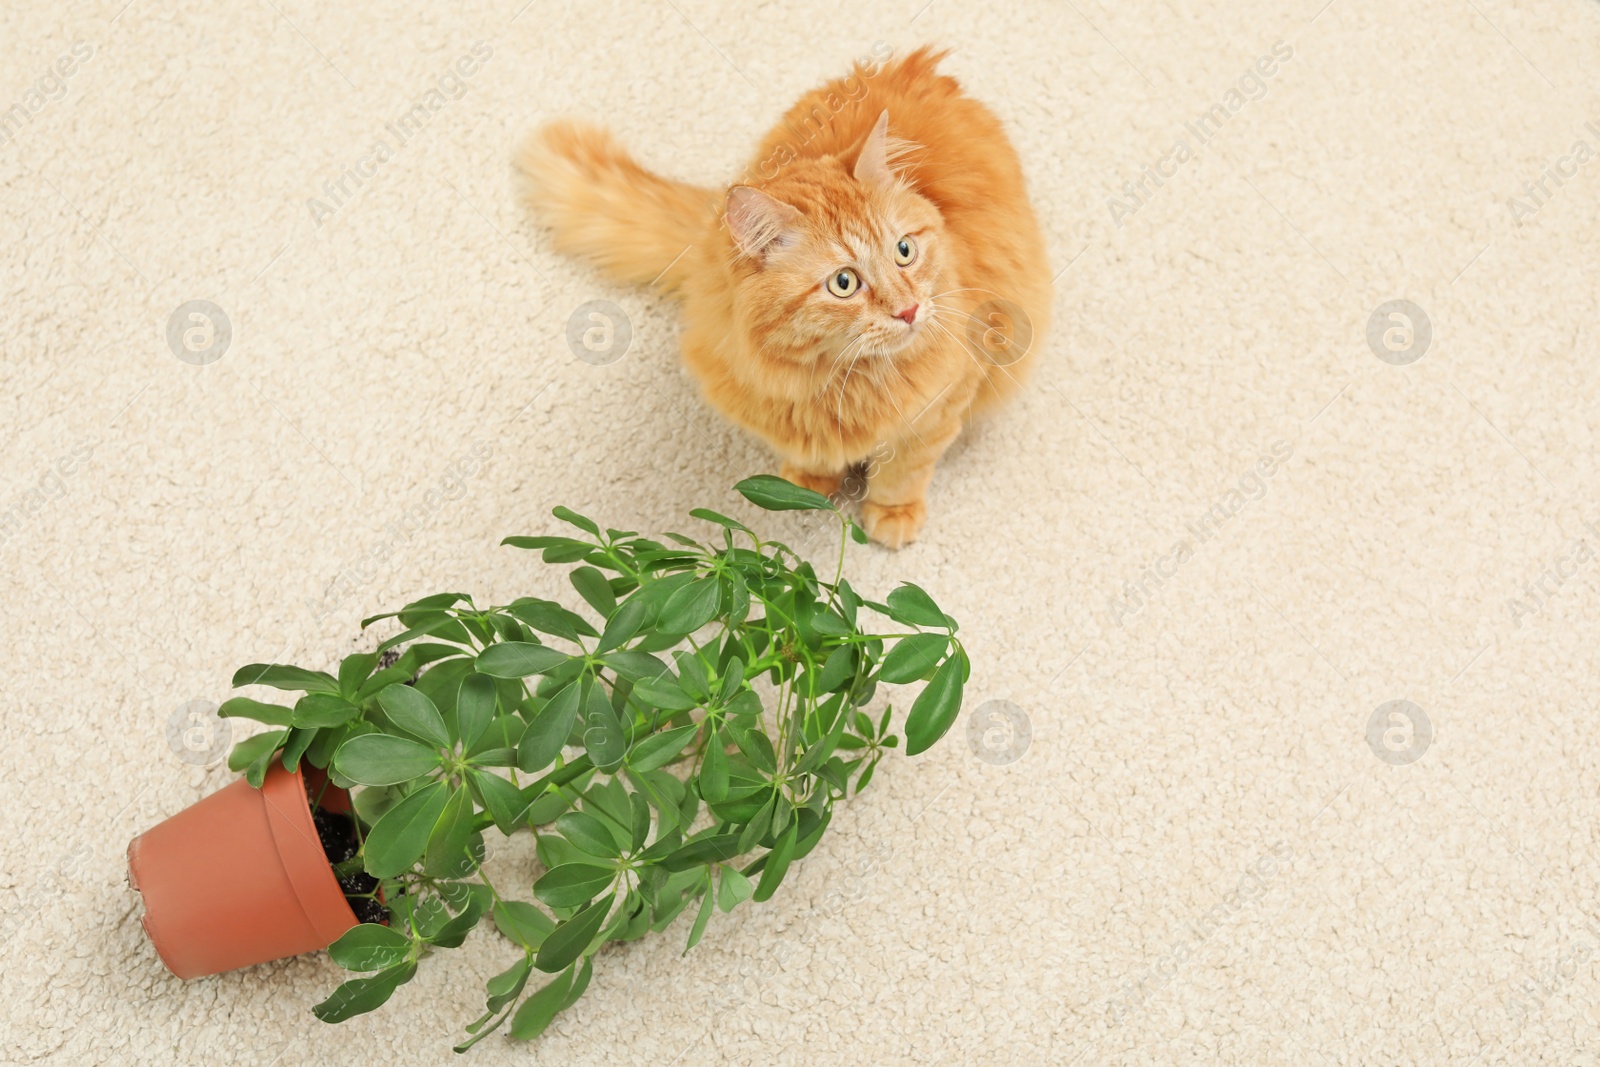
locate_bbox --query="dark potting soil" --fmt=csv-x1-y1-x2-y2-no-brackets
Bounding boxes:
309,797,390,925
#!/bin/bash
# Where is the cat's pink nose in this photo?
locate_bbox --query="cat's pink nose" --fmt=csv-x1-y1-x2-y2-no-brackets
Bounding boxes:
895,304,919,325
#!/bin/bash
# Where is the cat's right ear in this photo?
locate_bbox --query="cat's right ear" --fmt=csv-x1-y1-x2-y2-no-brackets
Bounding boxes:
725,186,803,262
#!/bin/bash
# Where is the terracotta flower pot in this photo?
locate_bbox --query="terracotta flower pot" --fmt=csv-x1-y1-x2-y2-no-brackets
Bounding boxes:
128,763,360,979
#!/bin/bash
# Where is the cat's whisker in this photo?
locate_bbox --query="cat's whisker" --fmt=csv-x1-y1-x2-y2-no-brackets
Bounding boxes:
875,356,928,446
814,335,860,396
820,334,866,390
827,333,871,424
923,316,962,350
830,334,867,376
926,313,1029,392
835,343,869,434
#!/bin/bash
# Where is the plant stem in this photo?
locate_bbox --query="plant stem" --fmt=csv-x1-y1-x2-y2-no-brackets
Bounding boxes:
332,856,366,879
834,513,848,587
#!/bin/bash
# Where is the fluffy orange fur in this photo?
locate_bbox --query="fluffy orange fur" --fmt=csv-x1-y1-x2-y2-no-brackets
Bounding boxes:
518,47,1049,548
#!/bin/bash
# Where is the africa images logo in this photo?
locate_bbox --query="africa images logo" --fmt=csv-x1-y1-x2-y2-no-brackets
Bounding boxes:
306,42,493,229
0,40,94,149
1106,40,1294,228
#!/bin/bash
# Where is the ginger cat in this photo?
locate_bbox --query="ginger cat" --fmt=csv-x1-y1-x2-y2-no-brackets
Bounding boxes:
518,46,1050,548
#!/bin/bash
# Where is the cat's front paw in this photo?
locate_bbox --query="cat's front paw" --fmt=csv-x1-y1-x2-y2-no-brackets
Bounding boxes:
779,462,843,499
861,499,926,550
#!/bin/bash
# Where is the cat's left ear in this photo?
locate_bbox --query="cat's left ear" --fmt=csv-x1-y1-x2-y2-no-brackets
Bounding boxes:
726,186,803,261
853,110,893,184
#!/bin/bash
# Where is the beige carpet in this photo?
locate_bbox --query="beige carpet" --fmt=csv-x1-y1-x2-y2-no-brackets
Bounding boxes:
4,0,1600,1062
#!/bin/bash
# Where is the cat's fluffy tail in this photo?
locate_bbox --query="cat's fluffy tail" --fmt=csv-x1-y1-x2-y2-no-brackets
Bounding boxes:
518,122,715,293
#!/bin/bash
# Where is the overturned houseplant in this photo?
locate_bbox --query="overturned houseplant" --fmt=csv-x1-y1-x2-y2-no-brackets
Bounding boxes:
128,477,968,1049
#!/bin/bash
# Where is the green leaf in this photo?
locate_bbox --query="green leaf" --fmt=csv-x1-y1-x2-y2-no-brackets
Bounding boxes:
291,692,362,729
363,781,449,878
836,578,860,626
401,591,472,614
630,674,697,711
658,578,721,635
423,785,477,879
244,734,286,786
736,794,775,854
476,642,568,679
334,734,443,786
312,961,416,1023
674,649,711,701
753,820,799,902
718,656,746,698
501,534,586,552
455,673,498,751
569,566,617,618
717,867,754,913
903,653,965,756
596,599,647,653
817,644,857,693
375,615,472,654
627,722,698,773
302,724,351,776
856,753,882,795
508,964,576,1041
535,892,614,973
377,684,450,748
662,832,742,872
559,957,594,1010
684,880,715,953
552,505,600,536
506,598,598,642
231,663,339,695
795,693,852,775
885,583,951,629
699,734,729,802
879,633,949,684
228,729,287,775
518,681,581,774
600,647,668,681
718,572,747,631
217,697,292,727
470,712,524,757
556,811,621,859
534,862,616,909
581,682,626,769
279,726,316,772
689,507,752,533
734,475,836,512
628,792,650,852
469,769,533,834
428,885,487,948
636,823,683,863
792,805,834,862
337,652,378,699
494,900,556,950
723,688,763,721
809,608,850,636
733,727,776,774
328,923,411,972
483,955,532,1015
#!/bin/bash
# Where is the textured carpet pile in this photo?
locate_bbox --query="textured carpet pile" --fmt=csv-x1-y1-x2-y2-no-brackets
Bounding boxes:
3,1,1600,1063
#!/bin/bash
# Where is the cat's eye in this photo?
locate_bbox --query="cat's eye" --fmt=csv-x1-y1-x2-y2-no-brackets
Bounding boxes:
893,236,917,266
826,268,861,298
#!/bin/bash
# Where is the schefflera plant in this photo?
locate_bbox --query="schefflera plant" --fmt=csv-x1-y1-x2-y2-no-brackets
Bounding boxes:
219,477,968,1050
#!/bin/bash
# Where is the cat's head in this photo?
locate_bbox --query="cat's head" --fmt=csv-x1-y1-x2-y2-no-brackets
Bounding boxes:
723,111,947,365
